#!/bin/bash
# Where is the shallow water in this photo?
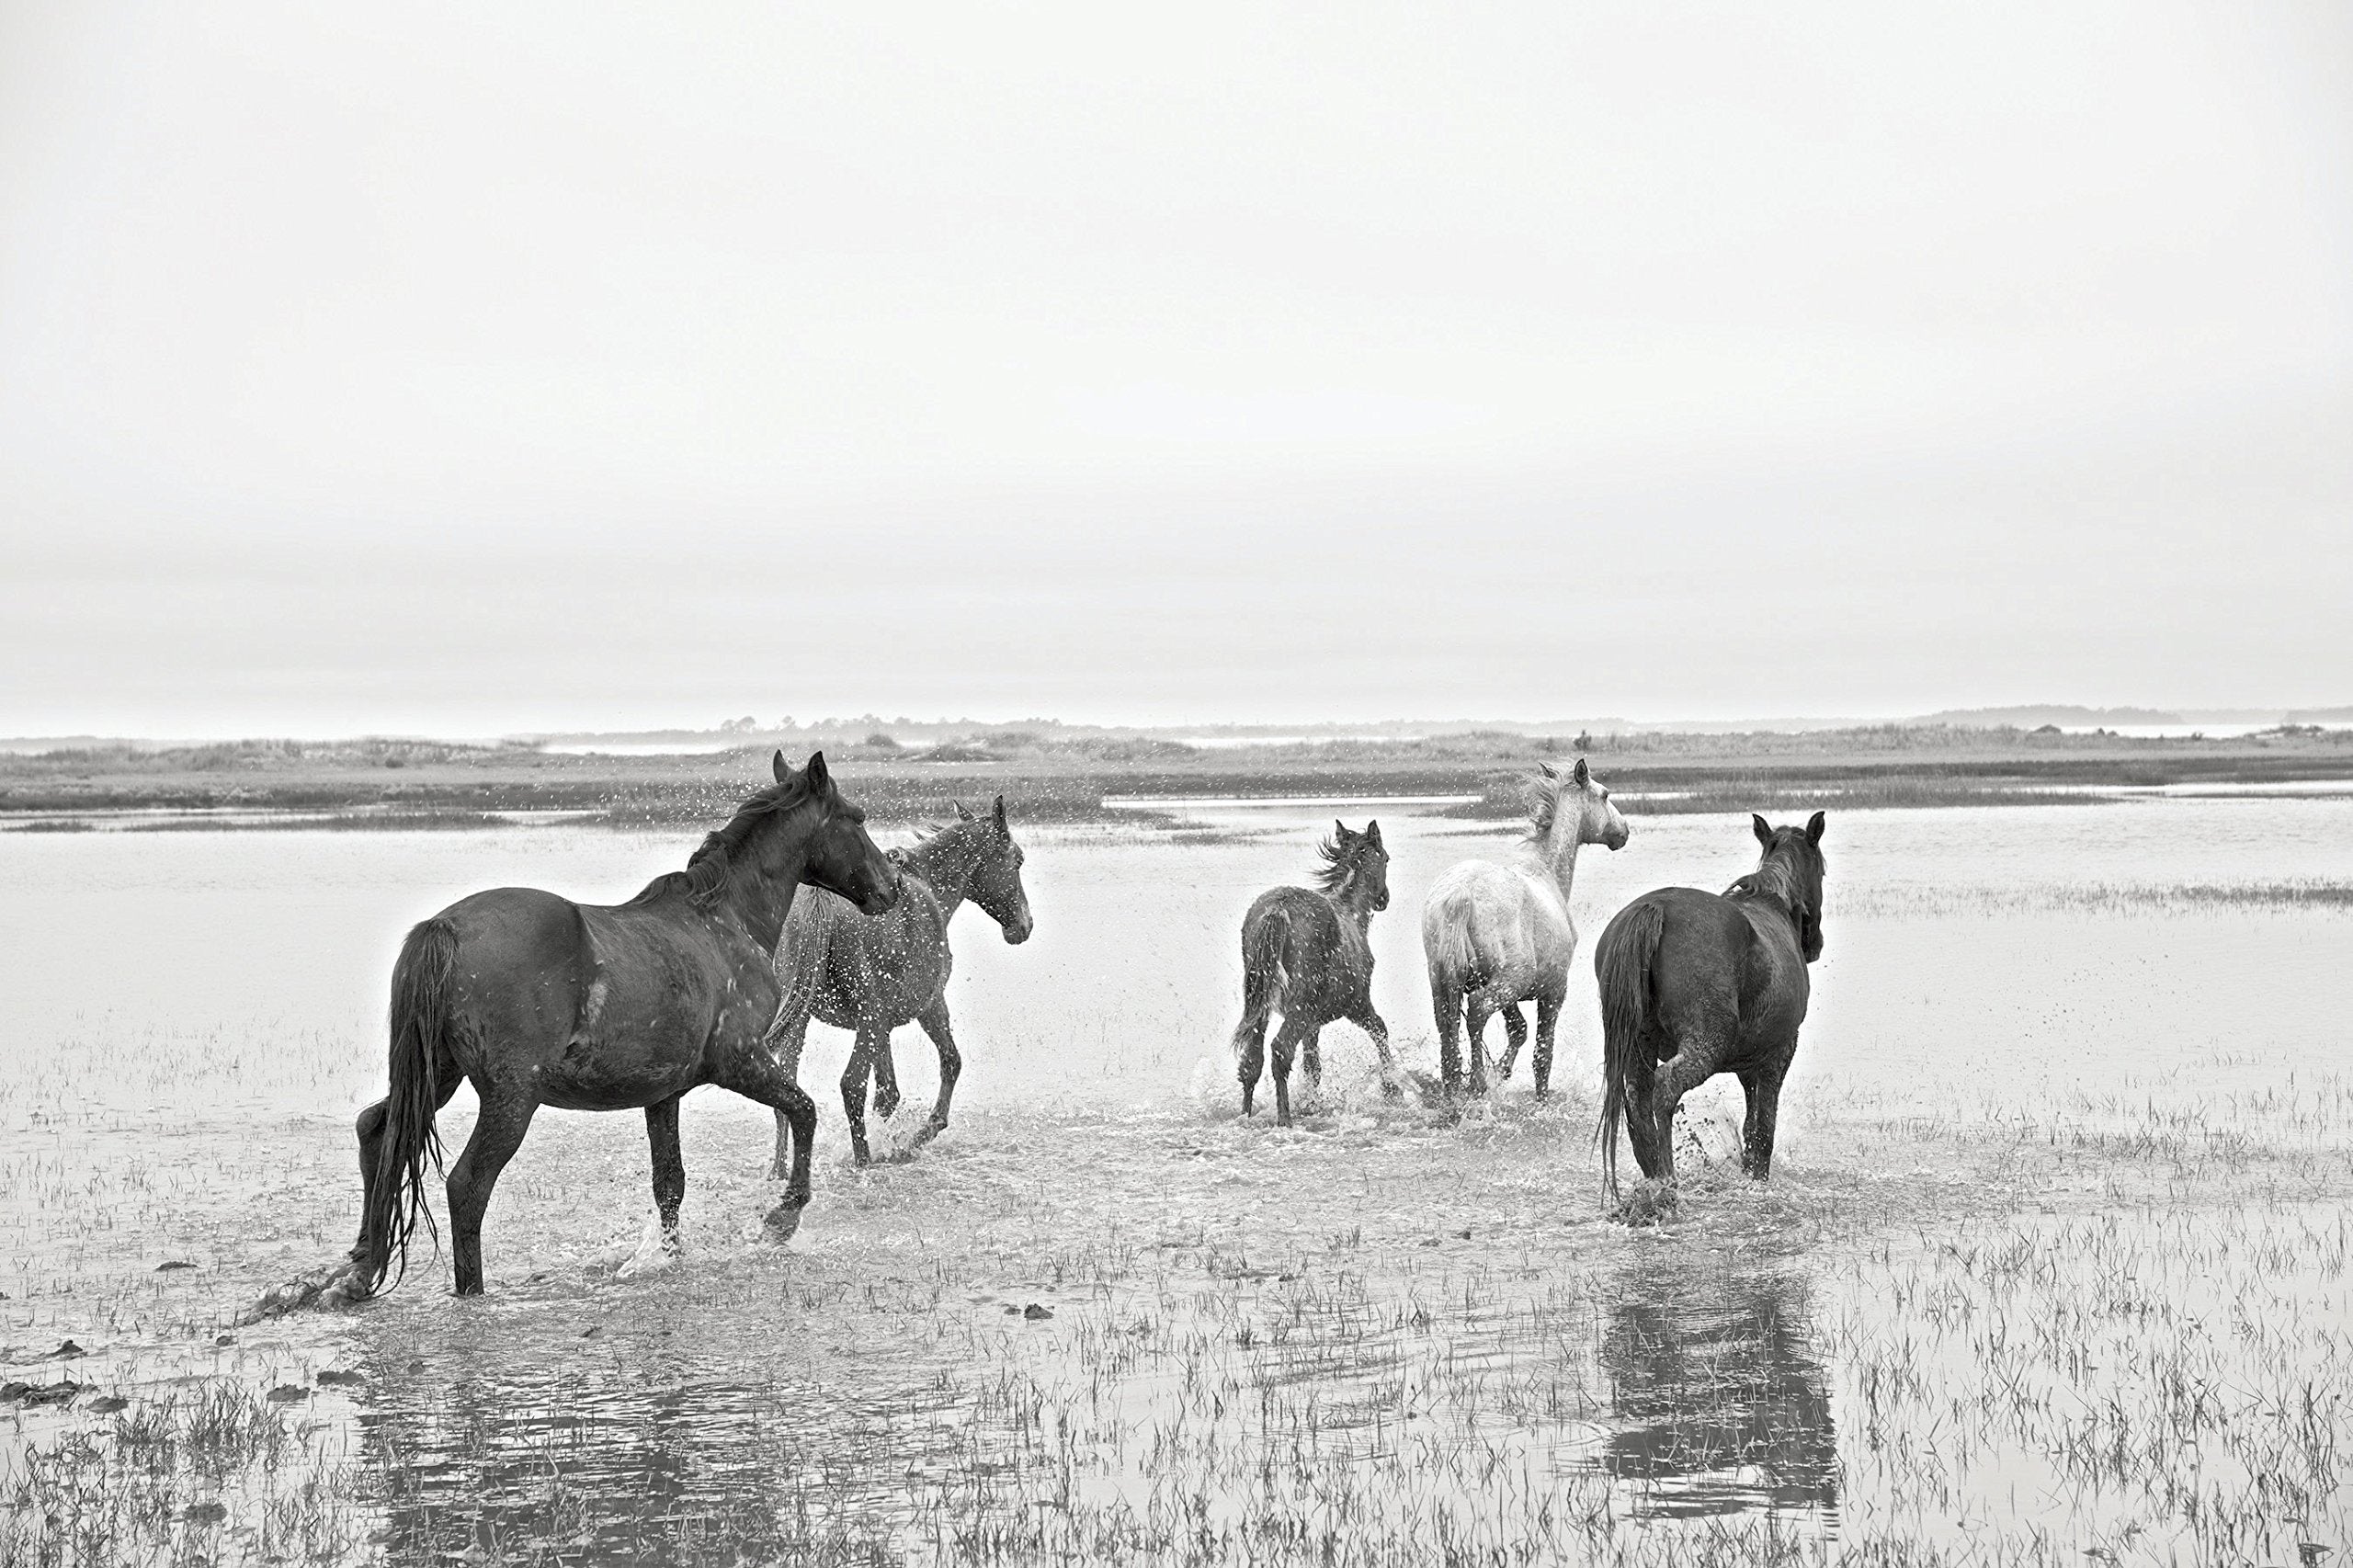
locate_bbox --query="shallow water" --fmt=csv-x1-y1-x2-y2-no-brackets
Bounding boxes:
3,794,2350,1563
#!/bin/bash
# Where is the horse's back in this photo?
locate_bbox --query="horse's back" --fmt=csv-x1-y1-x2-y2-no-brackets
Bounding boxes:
1242,886,1361,1011
1421,858,1569,989
437,886,589,982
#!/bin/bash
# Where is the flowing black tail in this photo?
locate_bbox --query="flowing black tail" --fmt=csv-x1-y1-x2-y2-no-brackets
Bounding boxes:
358,917,457,1293
1595,900,1664,1200
1232,904,1289,1053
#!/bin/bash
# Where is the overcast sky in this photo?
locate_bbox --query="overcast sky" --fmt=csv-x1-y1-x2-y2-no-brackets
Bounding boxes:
3,2,2347,736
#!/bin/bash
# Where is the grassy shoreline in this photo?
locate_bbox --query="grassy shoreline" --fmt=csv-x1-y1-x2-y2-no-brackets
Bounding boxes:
5,728,2350,830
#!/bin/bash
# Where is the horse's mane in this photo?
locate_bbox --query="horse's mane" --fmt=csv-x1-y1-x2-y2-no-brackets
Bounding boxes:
624,772,821,907
1314,830,1375,896
1522,769,1571,848
1733,840,1821,919
897,815,988,882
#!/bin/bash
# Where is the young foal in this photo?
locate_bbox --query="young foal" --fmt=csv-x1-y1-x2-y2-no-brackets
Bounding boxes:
1419,759,1630,1096
1596,812,1827,1200
1231,821,1396,1125
332,752,901,1299
767,795,1033,1168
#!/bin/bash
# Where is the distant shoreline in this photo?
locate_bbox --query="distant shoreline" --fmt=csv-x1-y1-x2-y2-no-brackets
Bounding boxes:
5,727,2350,833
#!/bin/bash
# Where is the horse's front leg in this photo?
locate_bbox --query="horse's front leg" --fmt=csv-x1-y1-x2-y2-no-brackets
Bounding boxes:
645,1092,688,1256
910,999,962,1149
711,1045,819,1234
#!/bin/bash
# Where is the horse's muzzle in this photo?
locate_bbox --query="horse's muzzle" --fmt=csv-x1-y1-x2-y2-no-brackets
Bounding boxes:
1003,913,1034,945
855,872,904,917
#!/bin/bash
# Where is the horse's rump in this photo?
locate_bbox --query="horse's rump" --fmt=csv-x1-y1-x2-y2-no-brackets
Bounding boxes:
1237,887,1346,1020
1421,861,1563,995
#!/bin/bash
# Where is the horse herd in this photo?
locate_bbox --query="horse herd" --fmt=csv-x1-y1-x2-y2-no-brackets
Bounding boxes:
321,749,1826,1302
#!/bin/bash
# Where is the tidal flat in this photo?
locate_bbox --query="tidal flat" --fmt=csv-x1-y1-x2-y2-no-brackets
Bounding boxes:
3,796,2349,1565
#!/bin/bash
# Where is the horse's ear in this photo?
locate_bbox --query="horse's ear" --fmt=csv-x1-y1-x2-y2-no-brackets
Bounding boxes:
771,749,792,784
954,800,975,821
1806,810,1826,846
993,794,1009,830
1572,757,1590,787
1537,761,1558,778
805,751,833,793
1333,818,1352,842
1363,820,1382,847
1752,812,1773,846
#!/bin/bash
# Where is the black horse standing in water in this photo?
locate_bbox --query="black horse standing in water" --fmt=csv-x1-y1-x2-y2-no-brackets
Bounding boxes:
767,795,1034,1170
1596,812,1827,1200
332,752,901,1299
1232,821,1398,1125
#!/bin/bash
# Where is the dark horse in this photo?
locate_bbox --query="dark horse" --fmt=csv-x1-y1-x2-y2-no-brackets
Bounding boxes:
767,795,1034,1169
1232,821,1397,1125
332,752,900,1299
1595,812,1826,1200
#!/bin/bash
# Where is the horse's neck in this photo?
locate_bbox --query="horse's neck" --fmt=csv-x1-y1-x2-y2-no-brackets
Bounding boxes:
719,852,802,954
1533,816,1584,903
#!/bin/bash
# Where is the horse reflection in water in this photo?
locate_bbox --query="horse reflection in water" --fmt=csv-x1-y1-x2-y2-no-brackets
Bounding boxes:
359,1376,788,1562
1596,1265,1840,1521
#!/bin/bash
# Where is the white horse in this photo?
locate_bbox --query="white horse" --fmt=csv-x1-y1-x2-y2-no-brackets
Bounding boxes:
1419,758,1630,1097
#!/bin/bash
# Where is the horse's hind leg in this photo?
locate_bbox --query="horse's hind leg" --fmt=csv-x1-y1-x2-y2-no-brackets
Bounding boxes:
1461,997,1495,1096
646,1093,688,1255
1429,976,1464,1092
1739,1061,1790,1179
1238,1014,1269,1117
714,1049,822,1231
1651,1040,1722,1187
840,1022,889,1165
446,1085,539,1297
870,1028,904,1122
909,999,962,1150
1347,1006,1402,1096
349,1058,461,1267
1269,1017,1314,1127
764,994,813,1180
1531,992,1562,1100
1620,1051,1667,1183
1496,1005,1529,1083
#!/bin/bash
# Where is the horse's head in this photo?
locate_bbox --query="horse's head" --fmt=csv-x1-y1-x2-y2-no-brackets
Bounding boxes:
1533,757,1630,852
953,795,1034,944
779,750,902,916
1748,810,1827,960
1317,819,1390,914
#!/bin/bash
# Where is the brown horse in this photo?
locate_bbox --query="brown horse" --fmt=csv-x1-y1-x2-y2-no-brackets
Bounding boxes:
1232,821,1397,1125
1596,812,1826,1201
767,795,1034,1169
332,751,901,1299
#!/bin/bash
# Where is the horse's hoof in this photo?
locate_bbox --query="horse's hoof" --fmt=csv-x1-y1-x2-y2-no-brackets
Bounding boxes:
763,1206,804,1243
1610,1180,1680,1228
